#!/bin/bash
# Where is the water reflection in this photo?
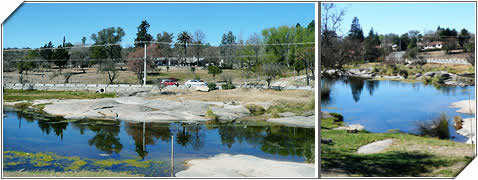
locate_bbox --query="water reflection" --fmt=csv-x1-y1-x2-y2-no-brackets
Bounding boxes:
323,77,472,103
87,122,123,155
4,111,315,162
321,78,475,142
125,122,172,159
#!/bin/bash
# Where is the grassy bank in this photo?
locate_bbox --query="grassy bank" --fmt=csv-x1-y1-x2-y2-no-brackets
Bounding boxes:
321,112,473,177
3,170,143,177
3,89,116,102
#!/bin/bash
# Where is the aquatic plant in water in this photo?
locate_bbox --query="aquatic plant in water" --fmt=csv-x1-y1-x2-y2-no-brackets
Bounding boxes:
3,150,169,177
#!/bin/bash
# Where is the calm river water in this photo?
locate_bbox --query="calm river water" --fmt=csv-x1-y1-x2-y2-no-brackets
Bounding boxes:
3,110,315,176
322,78,475,142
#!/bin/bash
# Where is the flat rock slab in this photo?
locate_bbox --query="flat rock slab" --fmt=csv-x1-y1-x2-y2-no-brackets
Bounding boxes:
321,111,333,119
175,154,315,177
40,96,250,123
333,124,365,131
450,100,476,114
357,139,393,154
267,116,316,128
456,118,476,144
279,112,296,117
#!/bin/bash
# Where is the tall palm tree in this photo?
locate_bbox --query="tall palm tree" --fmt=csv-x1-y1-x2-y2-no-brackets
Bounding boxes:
177,31,192,65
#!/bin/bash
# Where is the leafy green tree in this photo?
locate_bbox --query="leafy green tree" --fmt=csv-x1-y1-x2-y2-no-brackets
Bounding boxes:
348,17,364,42
207,65,222,80
262,26,297,68
399,33,410,51
40,41,54,68
177,31,192,65
220,31,237,68
134,20,153,47
18,50,39,75
364,29,381,61
293,59,305,75
52,44,70,74
307,20,315,32
81,37,87,45
90,27,125,84
156,32,174,59
458,28,471,48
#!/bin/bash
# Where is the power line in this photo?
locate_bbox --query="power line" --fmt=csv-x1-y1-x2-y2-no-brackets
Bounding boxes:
3,41,316,52
7,54,281,62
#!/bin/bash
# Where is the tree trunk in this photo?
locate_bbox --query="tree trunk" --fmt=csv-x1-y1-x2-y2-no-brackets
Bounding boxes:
304,59,309,86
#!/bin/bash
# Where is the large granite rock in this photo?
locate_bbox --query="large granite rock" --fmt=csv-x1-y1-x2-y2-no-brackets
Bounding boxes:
175,154,315,177
40,96,250,123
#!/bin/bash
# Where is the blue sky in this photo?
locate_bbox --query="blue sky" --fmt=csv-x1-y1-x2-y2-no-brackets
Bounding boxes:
329,3,475,36
3,3,315,48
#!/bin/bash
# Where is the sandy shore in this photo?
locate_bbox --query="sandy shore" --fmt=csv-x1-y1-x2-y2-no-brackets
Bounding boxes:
175,154,315,177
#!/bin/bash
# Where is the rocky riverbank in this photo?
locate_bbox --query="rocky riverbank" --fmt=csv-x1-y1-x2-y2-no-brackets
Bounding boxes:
323,68,474,86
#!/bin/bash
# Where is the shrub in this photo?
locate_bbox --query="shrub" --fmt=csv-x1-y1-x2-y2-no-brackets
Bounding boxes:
13,102,32,110
269,108,280,118
205,109,218,120
329,112,344,122
221,82,236,90
207,82,217,91
399,70,409,79
245,104,266,115
453,115,463,130
416,112,450,139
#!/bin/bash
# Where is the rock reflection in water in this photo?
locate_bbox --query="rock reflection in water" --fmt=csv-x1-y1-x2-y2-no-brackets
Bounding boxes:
4,111,315,162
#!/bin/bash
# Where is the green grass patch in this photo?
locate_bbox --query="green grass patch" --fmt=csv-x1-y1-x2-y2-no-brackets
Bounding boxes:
321,112,473,177
245,104,266,115
205,109,218,121
3,170,143,177
3,89,117,102
266,99,314,116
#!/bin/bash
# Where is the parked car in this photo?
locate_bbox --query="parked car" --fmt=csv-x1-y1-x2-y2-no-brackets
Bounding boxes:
160,79,179,86
184,80,207,87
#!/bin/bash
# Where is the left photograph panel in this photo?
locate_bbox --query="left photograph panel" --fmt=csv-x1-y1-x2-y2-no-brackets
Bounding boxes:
1,2,317,178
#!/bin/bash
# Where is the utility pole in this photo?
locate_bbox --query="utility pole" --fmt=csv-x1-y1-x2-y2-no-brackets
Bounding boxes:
143,42,147,86
171,135,174,177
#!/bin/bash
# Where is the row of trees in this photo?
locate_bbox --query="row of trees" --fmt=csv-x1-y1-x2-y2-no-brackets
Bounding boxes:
5,19,316,85
321,3,475,71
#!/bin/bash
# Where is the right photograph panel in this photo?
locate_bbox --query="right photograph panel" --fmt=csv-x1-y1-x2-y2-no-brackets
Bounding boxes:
321,2,476,177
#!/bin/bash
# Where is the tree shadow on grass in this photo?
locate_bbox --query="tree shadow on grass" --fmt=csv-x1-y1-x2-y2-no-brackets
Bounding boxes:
322,150,455,177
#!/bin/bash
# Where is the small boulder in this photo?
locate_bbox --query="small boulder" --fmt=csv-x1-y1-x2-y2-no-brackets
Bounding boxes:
423,72,435,77
415,72,422,78
195,86,209,92
346,129,359,133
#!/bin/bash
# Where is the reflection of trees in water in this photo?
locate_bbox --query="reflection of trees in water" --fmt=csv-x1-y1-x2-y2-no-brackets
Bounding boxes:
260,126,315,162
125,122,172,159
186,124,204,151
345,77,365,102
86,122,123,154
35,119,68,140
365,80,379,96
321,78,338,106
213,124,315,162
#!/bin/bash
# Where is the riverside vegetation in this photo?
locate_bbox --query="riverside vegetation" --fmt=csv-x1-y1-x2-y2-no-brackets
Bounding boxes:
321,113,473,177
